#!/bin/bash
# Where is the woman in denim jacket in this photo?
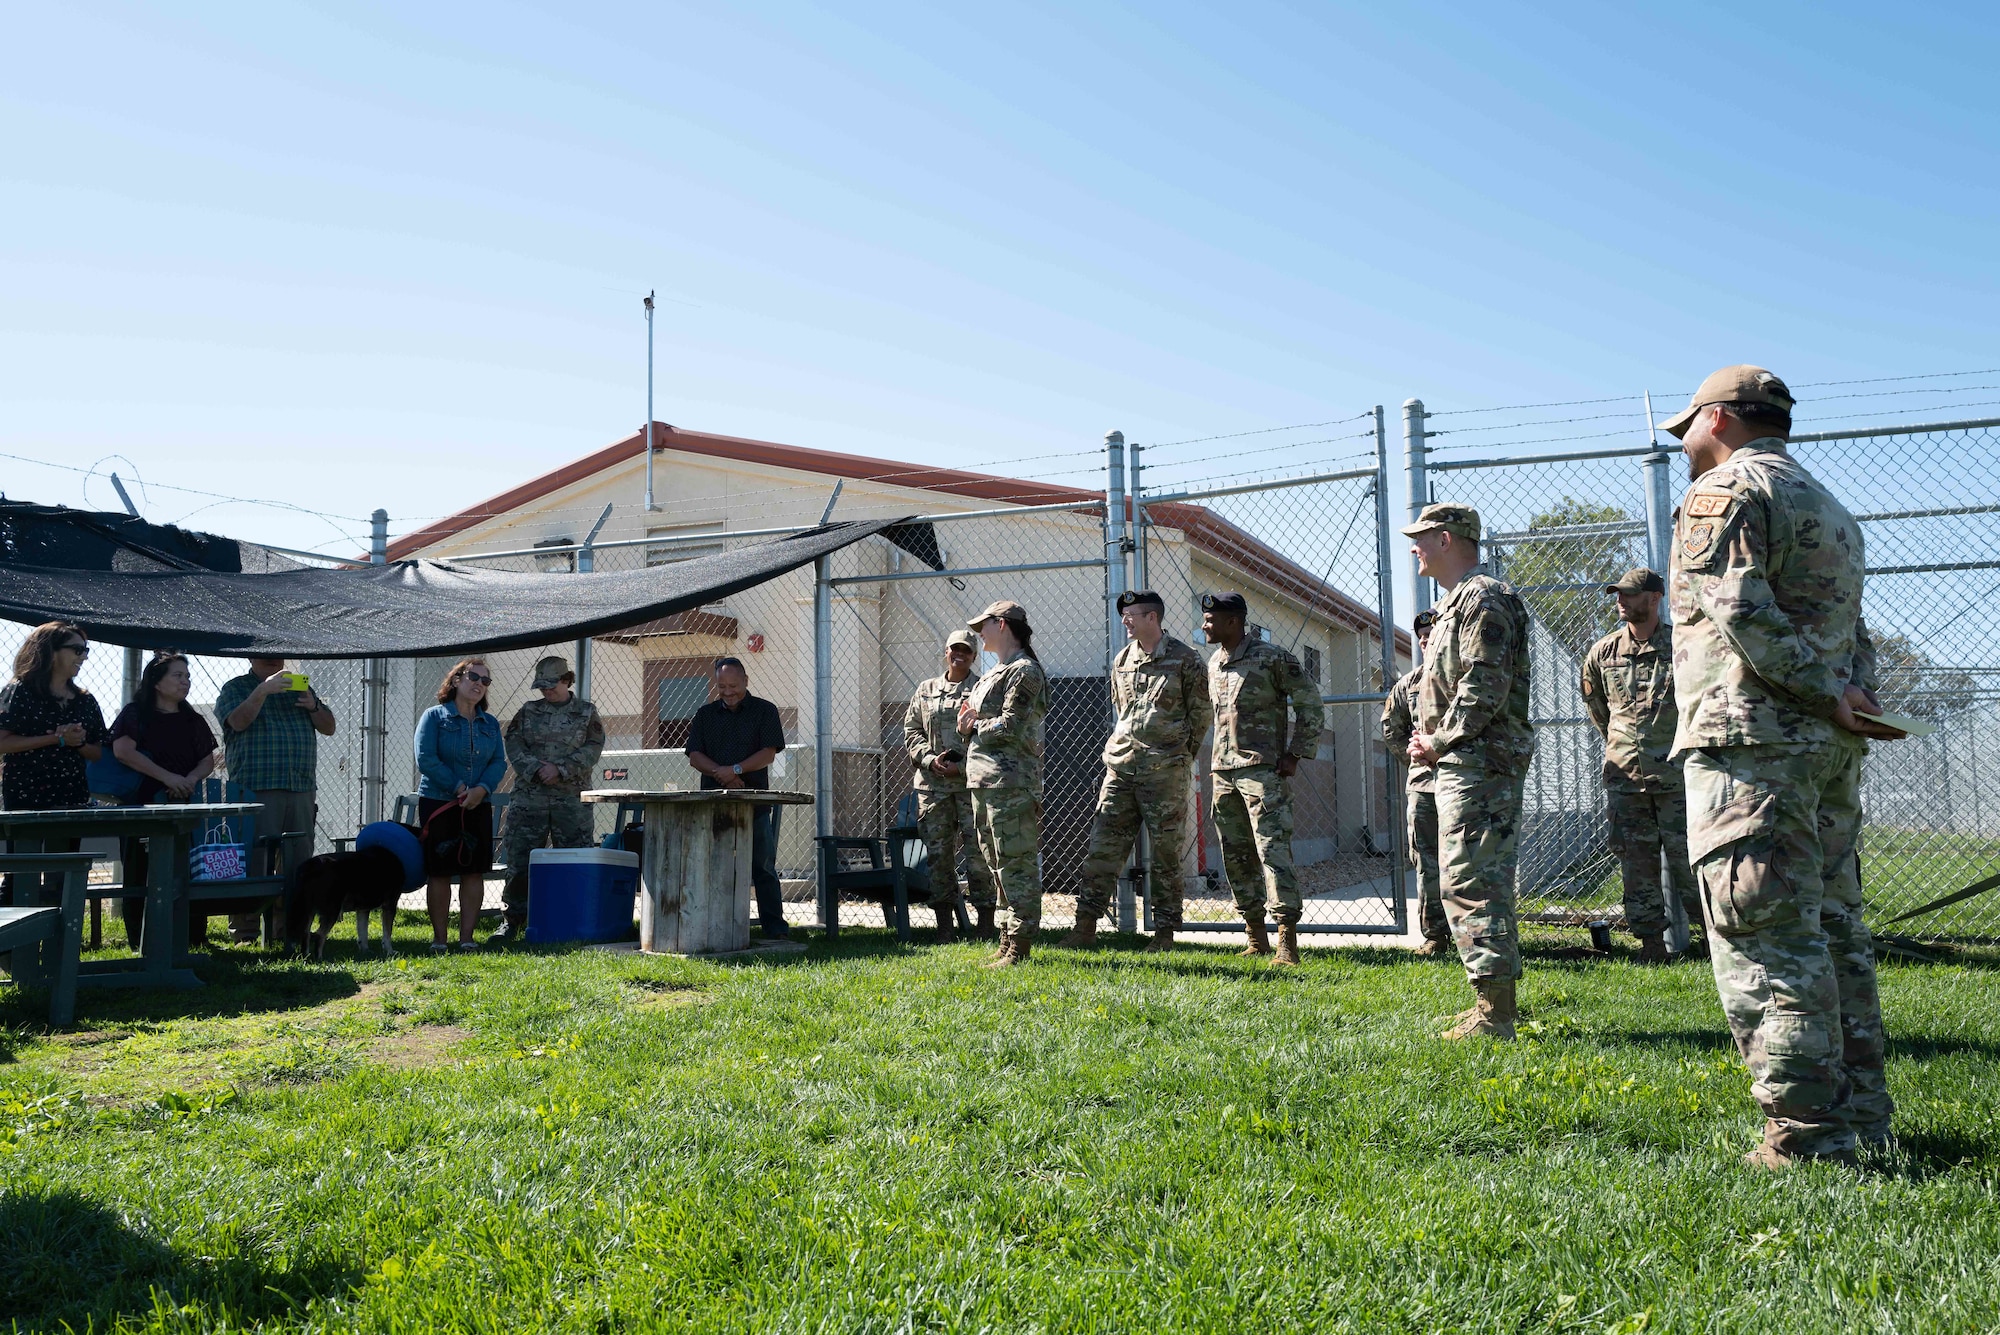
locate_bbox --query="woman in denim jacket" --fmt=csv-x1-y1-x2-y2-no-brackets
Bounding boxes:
414,659,507,952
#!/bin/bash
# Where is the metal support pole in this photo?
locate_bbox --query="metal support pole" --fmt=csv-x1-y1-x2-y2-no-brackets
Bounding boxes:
361,509,389,826
1129,441,1152,932
573,503,613,702
1403,399,1431,633
813,555,835,933
1104,431,1137,934
643,291,657,513
1641,392,1675,592
1374,407,1409,936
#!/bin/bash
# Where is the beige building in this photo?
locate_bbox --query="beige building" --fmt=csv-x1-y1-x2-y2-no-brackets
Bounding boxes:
385,423,1408,904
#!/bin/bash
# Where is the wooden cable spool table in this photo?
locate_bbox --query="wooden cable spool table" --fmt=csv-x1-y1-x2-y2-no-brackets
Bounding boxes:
582,789,813,955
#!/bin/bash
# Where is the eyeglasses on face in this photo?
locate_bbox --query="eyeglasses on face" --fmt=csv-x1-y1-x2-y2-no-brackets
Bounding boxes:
61,642,90,657
462,671,492,686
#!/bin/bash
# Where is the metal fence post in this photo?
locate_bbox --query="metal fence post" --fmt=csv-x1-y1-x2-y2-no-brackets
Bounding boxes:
1104,430,1137,933
361,509,389,826
1403,399,1431,632
1374,407,1408,935
1129,441,1152,933
814,554,835,935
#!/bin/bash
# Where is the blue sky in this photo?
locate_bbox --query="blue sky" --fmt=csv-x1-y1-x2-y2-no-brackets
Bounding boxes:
3,1,1995,558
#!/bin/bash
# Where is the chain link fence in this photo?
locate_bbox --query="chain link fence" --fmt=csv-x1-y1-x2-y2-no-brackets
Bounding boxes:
1417,412,2000,944
21,394,1996,948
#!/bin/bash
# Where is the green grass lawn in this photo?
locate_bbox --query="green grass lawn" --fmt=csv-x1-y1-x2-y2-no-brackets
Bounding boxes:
5,924,2000,1333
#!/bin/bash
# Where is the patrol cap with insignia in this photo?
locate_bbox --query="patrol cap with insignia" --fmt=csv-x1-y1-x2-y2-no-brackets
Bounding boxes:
532,654,574,688
1605,568,1665,595
967,599,1031,630
1201,591,1248,618
1399,502,1481,542
1116,588,1166,614
945,627,978,651
1656,364,1795,439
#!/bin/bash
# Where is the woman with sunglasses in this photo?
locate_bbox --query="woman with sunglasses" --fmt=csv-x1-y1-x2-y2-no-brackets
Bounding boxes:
414,658,506,952
0,622,107,812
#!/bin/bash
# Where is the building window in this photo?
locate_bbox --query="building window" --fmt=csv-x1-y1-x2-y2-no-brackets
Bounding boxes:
655,674,711,748
1302,645,1322,686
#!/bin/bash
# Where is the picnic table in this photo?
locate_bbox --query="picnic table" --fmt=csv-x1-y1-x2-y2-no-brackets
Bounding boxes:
583,789,813,955
0,803,263,991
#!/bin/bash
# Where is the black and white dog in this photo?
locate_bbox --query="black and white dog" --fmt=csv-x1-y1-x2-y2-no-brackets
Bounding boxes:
288,844,408,960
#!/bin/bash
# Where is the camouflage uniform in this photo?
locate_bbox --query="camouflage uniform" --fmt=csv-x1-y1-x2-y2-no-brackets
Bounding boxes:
500,695,607,915
1417,565,1535,981
1209,638,1325,927
1670,437,1891,1155
964,651,1050,932
1581,623,1701,938
1076,634,1213,929
902,671,994,911
1382,665,1448,944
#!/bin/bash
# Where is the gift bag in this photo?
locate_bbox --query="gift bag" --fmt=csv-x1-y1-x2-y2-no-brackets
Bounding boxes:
189,813,248,882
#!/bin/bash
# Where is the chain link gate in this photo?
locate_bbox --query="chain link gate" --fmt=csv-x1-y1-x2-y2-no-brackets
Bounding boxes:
1410,407,2000,945
1134,410,1409,937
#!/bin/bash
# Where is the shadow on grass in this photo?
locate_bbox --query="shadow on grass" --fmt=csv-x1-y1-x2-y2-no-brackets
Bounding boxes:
0,1187,362,1328
0,952,363,1050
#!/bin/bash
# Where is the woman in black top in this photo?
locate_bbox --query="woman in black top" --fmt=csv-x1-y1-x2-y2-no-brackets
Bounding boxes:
108,652,220,941
0,621,106,811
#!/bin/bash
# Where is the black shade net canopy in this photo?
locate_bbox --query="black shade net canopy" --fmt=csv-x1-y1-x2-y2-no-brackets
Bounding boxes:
0,500,935,659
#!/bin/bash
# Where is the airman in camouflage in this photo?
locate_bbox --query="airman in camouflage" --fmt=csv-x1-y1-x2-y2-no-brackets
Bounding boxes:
1061,590,1213,952
958,601,1051,967
494,655,607,944
1661,365,1901,1167
1203,592,1325,967
1404,503,1534,1039
1581,568,1701,960
1381,609,1448,953
903,628,996,942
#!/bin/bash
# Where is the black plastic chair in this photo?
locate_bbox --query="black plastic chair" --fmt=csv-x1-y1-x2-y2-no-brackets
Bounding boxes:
815,791,969,942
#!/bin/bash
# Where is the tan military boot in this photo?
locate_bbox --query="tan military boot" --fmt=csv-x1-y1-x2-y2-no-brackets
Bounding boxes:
934,904,957,946
1441,978,1516,1040
972,903,999,941
982,931,1017,968
1413,937,1450,958
986,926,1034,968
1142,927,1175,954
1238,920,1273,957
1271,924,1300,967
1055,917,1099,949
1636,932,1669,964
1743,1141,1856,1171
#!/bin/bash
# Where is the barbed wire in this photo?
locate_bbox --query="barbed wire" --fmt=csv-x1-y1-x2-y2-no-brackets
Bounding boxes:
1141,450,1381,491
1138,412,1373,451
1138,427,1379,475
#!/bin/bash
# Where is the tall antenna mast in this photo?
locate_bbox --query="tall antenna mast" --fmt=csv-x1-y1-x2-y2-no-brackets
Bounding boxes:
643,290,657,512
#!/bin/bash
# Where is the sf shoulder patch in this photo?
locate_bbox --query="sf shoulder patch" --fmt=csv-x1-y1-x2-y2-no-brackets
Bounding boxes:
1681,520,1717,561
1684,492,1732,518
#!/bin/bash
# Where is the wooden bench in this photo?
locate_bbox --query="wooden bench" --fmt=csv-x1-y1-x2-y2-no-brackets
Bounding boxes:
0,852,93,1026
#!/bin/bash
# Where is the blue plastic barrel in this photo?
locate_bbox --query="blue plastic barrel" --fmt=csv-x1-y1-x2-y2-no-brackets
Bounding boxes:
525,848,640,945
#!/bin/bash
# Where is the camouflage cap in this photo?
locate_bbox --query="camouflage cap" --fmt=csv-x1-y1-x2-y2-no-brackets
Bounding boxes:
967,599,1030,630
1656,364,1794,439
1399,503,1481,542
945,628,978,651
1606,567,1665,595
1116,588,1165,614
532,654,574,688
1201,591,1248,618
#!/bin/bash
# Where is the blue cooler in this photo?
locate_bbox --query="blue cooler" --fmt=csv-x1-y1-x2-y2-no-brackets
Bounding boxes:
525,848,641,945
